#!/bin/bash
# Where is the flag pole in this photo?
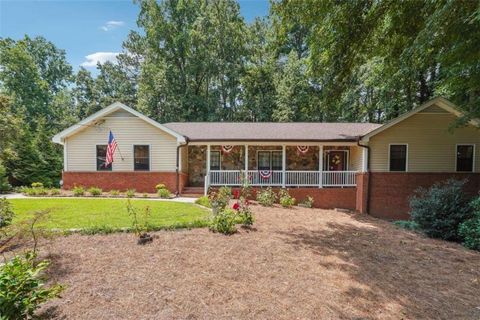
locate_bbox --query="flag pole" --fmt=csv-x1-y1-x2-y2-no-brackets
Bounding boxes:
116,144,125,161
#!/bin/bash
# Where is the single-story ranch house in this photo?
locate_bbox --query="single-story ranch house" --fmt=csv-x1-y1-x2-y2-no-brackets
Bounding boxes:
52,97,479,219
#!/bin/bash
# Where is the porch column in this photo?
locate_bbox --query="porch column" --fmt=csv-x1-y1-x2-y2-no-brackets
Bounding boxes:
319,145,323,188
282,145,286,188
205,144,211,195
244,144,248,173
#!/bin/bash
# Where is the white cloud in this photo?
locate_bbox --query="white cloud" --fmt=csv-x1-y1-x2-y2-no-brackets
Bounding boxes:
100,20,125,31
81,52,119,67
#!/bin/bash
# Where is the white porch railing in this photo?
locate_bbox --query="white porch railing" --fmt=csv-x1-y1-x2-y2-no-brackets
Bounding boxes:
206,170,357,190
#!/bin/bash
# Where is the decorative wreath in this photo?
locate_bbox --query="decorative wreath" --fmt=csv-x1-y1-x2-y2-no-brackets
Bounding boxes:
297,145,309,154
332,154,342,165
221,145,234,154
259,170,272,179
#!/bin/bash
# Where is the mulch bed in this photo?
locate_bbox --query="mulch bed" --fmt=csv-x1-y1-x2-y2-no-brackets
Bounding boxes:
36,205,480,319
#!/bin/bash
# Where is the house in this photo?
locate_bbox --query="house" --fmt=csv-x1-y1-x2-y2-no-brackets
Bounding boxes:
52,97,480,219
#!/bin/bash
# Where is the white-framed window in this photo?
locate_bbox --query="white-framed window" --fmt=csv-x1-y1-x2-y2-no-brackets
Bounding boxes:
257,150,282,170
134,145,150,171
210,151,221,170
389,144,408,172
456,144,475,172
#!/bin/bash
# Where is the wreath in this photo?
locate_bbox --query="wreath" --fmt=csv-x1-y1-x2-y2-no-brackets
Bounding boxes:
221,145,234,154
332,154,341,165
297,145,309,154
259,170,272,180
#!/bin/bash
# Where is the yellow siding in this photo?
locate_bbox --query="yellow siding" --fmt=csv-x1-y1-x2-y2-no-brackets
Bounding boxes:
66,117,177,171
369,112,480,172
349,146,363,171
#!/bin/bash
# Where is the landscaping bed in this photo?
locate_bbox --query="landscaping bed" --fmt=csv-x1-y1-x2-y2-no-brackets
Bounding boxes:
35,205,480,319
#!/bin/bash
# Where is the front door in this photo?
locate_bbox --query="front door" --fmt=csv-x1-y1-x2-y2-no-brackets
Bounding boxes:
327,151,347,171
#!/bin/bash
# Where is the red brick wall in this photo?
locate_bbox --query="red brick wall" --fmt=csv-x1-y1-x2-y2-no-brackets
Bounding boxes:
227,187,357,210
368,172,480,220
62,171,188,193
355,173,369,213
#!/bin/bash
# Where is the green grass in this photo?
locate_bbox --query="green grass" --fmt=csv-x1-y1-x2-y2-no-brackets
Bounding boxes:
9,198,209,232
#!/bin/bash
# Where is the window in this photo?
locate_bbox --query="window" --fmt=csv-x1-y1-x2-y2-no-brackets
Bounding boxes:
258,151,283,171
456,145,474,172
134,145,150,171
96,145,111,171
210,151,221,170
389,144,407,172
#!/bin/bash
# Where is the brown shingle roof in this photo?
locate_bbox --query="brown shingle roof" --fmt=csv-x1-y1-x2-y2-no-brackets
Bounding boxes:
163,122,382,142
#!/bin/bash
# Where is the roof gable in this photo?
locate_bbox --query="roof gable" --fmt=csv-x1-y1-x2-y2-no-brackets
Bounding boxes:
52,102,186,144
360,97,479,142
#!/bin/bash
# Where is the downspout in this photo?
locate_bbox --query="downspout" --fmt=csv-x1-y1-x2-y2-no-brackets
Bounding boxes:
175,139,189,197
357,137,371,214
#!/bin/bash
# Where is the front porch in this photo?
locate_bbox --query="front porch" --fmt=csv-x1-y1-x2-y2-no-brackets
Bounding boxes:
183,143,367,194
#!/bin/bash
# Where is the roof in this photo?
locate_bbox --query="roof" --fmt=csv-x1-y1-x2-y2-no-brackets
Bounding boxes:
360,97,480,142
52,102,186,144
163,122,382,142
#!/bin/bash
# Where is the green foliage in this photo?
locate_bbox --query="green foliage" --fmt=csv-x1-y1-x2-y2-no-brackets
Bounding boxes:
156,184,171,198
0,162,11,193
22,187,48,196
0,251,64,319
126,189,136,198
279,189,295,208
195,196,212,208
256,187,277,207
126,199,151,237
72,186,85,197
393,220,420,231
0,198,14,228
298,196,314,208
109,189,120,197
49,188,61,196
31,182,43,188
209,208,237,235
409,179,473,241
155,183,167,191
209,187,232,213
459,197,480,251
87,187,102,196
233,197,254,227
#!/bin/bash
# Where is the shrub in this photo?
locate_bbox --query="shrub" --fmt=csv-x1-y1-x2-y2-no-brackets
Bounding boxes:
72,186,85,197
195,196,211,208
209,187,232,213
31,182,44,189
22,187,48,196
0,251,64,319
155,183,167,191
87,187,102,196
126,189,136,198
233,197,254,226
49,188,61,196
157,187,171,199
393,220,420,231
109,189,120,197
279,189,295,208
218,186,232,199
0,198,14,228
409,179,473,241
256,187,277,206
298,195,314,208
209,209,237,235
459,197,480,251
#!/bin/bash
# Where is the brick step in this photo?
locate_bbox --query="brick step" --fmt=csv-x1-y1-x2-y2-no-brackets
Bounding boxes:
182,187,204,195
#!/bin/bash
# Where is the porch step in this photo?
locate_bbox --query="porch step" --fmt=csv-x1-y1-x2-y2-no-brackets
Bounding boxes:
182,187,204,197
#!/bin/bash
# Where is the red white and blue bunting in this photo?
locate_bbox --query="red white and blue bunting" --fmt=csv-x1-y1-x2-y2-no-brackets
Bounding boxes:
221,145,234,154
259,170,272,179
296,145,309,154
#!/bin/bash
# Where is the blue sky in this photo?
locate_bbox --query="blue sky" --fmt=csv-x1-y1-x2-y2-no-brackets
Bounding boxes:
0,0,270,74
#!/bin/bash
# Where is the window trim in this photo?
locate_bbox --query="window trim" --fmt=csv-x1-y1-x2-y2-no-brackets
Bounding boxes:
95,144,112,171
455,144,475,172
209,150,221,170
256,150,283,171
388,144,408,172
133,144,151,171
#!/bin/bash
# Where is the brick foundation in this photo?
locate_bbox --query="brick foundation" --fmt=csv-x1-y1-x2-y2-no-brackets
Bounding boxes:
355,173,369,213
62,171,188,193
368,172,480,220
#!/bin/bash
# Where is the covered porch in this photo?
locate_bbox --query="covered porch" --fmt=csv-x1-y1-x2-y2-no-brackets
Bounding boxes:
182,143,367,194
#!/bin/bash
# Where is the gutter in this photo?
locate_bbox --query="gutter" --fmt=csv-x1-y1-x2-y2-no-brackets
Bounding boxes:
175,138,189,196
357,137,371,214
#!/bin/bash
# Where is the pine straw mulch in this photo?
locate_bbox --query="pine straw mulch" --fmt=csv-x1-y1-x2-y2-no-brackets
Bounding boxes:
35,205,480,320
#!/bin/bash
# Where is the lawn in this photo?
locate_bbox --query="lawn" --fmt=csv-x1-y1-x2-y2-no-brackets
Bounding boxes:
9,198,209,231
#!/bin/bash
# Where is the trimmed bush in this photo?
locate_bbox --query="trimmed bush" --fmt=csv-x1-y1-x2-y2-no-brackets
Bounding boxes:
298,196,314,208
31,182,44,189
72,186,85,197
0,197,14,228
195,196,212,208
256,187,277,207
157,188,171,198
459,197,480,251
409,179,473,241
109,189,120,196
209,209,237,235
49,188,61,196
126,189,136,198
279,189,295,208
88,187,102,196
155,183,167,191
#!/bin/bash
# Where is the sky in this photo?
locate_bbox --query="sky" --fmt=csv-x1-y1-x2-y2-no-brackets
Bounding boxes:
0,0,270,74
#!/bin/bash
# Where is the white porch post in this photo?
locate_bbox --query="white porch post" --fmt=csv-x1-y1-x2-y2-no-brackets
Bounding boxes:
282,145,286,188
362,146,368,172
319,145,324,188
205,144,211,195
244,145,248,177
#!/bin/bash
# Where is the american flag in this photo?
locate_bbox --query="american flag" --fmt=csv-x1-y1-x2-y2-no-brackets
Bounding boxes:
105,131,117,166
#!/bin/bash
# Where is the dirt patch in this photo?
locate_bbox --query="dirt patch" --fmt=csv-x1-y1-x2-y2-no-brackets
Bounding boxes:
36,205,480,319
